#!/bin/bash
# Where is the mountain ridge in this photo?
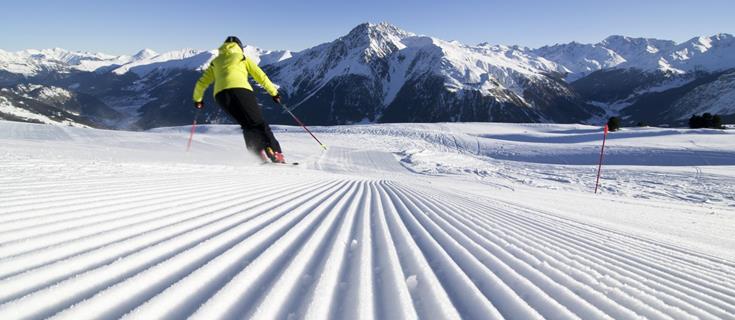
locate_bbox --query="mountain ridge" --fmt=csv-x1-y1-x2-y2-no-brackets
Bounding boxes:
1,22,733,129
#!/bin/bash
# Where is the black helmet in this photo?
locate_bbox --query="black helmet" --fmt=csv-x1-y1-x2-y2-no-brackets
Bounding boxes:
224,36,243,49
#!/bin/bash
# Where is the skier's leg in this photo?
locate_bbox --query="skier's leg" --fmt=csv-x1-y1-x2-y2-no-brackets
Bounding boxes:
214,89,263,156
258,123,282,153
243,128,265,153
235,90,282,153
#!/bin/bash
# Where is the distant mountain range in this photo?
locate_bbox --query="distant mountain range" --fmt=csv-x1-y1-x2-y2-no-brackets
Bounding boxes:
1,22,734,129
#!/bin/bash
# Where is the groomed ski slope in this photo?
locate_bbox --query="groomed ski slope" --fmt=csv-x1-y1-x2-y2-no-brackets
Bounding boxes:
1,120,734,319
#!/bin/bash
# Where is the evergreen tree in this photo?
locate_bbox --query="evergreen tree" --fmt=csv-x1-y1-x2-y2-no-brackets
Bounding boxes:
702,113,714,127
689,115,702,128
712,114,723,129
607,117,621,132
689,113,724,129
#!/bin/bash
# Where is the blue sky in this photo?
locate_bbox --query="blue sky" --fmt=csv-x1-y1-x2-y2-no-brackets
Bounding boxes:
1,0,733,55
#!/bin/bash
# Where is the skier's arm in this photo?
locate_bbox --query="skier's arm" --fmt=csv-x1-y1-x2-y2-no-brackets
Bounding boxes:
244,58,278,97
192,64,215,102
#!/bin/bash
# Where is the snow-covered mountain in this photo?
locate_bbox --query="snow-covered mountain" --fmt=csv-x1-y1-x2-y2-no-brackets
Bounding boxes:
534,33,735,79
1,23,733,129
110,49,211,76
530,42,625,81
266,22,598,125
0,46,291,78
0,83,120,127
110,46,292,77
0,45,293,129
669,70,735,120
533,33,735,124
0,48,131,76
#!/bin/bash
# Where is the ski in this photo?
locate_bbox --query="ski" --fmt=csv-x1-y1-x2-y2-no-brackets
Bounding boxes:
261,161,299,166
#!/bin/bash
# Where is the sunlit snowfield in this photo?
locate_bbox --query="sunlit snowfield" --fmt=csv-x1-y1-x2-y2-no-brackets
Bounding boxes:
1,120,734,319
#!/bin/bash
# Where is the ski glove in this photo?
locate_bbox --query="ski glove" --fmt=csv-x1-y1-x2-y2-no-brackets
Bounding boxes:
194,101,204,109
272,94,281,105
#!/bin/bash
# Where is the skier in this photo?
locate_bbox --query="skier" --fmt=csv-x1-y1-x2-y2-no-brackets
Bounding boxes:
192,36,286,163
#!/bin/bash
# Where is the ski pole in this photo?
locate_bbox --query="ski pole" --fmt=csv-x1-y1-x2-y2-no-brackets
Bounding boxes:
186,109,201,152
594,124,609,193
278,102,327,150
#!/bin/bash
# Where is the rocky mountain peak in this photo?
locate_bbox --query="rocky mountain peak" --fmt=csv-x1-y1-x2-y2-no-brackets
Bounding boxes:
132,49,158,61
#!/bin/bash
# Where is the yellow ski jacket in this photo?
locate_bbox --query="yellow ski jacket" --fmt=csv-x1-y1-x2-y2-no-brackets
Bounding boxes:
193,42,278,102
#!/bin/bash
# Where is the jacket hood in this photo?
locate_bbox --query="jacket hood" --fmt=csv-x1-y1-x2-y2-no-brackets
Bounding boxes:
218,42,242,55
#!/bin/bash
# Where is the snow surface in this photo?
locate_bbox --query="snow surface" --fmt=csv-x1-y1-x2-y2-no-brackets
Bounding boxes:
0,120,734,319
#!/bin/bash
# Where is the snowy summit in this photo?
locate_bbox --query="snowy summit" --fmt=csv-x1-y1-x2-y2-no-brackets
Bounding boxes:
1,23,734,129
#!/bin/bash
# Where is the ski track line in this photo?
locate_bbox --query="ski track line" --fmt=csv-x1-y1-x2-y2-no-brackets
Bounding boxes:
189,180,364,320
50,180,347,320
0,179,340,319
0,175,181,203
490,211,728,319
0,185,250,274
431,182,735,286
392,183,650,320
374,184,482,320
0,172,213,203
249,181,364,320
380,185,529,319
0,175,237,220
0,179,328,307
0,175,225,224
0,175,274,242
482,187,735,271
0,178,246,241
331,181,376,320
477,190,735,279
0,180,324,279
386,183,607,320
120,180,352,320
0,180,246,259
0,174,733,319
405,184,667,318
0,173,214,201
432,184,735,316
332,181,377,319
476,198,735,313
0,175,281,244
396,182,734,319
2,173,196,196
366,181,418,320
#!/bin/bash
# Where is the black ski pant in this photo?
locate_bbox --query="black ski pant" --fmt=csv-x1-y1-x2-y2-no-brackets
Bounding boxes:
214,88,282,155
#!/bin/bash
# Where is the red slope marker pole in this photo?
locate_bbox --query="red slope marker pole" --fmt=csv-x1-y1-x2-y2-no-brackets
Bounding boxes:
594,124,609,194
278,102,327,150
186,109,201,152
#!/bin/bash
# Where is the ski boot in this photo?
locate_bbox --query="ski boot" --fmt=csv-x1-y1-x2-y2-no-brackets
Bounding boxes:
264,147,286,164
273,152,286,164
